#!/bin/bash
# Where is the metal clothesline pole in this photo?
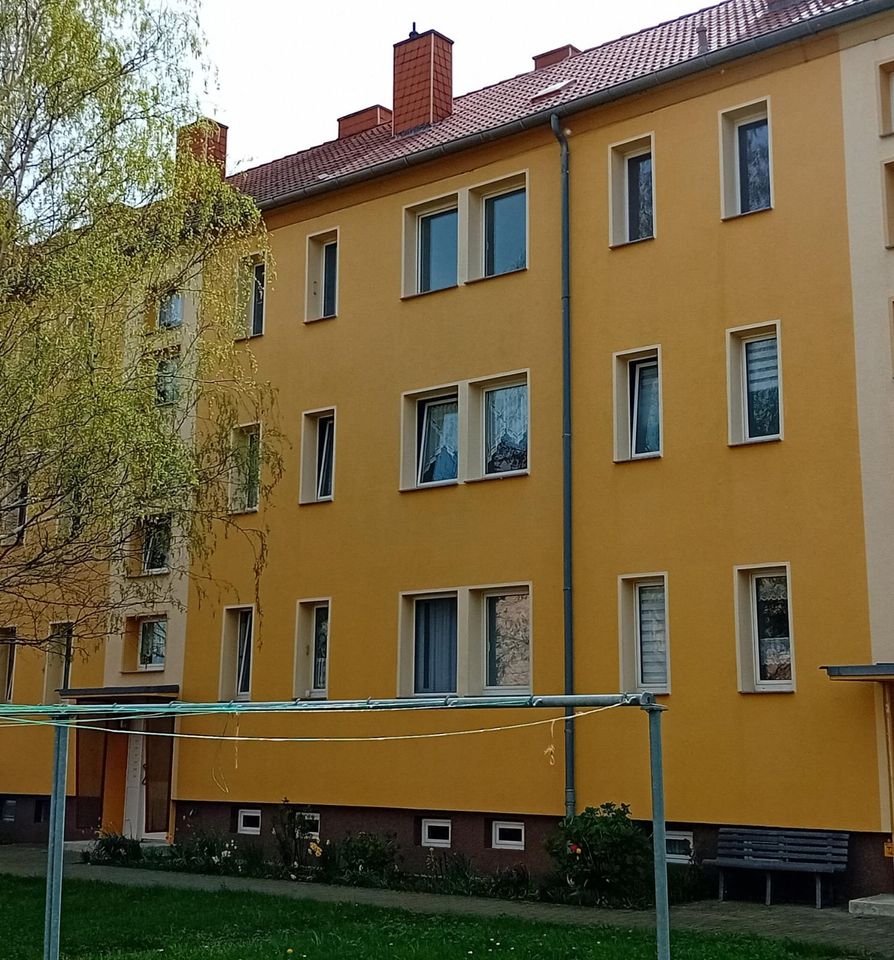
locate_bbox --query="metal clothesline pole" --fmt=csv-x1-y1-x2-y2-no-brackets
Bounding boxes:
23,692,669,960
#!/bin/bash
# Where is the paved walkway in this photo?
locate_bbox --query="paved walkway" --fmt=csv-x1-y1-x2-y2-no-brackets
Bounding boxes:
2,845,893,958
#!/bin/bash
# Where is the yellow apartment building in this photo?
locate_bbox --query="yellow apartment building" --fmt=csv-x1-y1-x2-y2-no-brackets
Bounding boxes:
2,0,894,900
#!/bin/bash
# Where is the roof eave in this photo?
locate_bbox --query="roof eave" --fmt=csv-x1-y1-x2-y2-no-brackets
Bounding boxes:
257,0,894,212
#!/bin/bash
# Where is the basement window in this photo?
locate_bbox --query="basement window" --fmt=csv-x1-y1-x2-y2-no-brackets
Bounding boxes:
237,808,261,835
421,818,451,848
492,820,525,850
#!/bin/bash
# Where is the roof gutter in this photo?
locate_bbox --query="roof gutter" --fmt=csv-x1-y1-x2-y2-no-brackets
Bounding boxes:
256,0,894,211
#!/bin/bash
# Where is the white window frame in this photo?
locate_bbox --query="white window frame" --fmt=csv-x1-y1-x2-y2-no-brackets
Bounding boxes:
878,60,894,137
229,423,261,513
618,573,670,695
665,830,694,864
237,808,262,835
236,254,266,338
140,514,172,575
421,818,452,848
474,179,528,281
398,582,533,698
294,598,331,699
299,408,336,504
44,622,73,703
726,321,782,445
400,370,530,490
480,587,532,694
492,820,525,850
300,811,321,840
613,346,662,462
609,134,655,247
153,349,181,407
137,617,167,672
403,194,460,297
220,605,255,701
305,228,339,321
0,475,27,546
0,629,15,703
734,563,795,693
156,289,183,330
720,98,773,219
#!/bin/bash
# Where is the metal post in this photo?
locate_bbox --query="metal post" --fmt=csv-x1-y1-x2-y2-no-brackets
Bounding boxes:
647,706,670,960
43,722,69,960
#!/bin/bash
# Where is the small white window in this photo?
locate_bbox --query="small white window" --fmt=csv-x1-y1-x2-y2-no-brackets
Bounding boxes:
618,574,670,695
229,424,261,512
735,564,794,693
141,515,172,574
295,599,330,698
238,256,265,337
299,811,321,840
720,100,772,218
416,394,459,487
467,174,527,281
613,347,661,461
492,820,525,850
44,623,73,703
237,808,261,835
138,618,166,671
221,607,254,701
306,230,338,321
422,818,451,848
1,798,16,822
665,830,694,864
727,323,782,445
154,350,181,406
609,135,655,246
481,382,528,477
0,475,27,546
483,590,531,691
0,628,16,703
157,290,183,330
300,410,335,503
879,61,894,136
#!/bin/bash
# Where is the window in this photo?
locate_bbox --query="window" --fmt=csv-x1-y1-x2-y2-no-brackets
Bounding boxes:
399,584,532,696
727,323,782,444
884,161,894,248
721,100,772,217
300,410,335,503
610,135,655,245
665,831,694,864
154,351,180,406
613,347,661,461
138,618,166,671
141,515,171,573
0,628,15,702
402,372,529,489
1,799,16,823
238,256,265,337
230,424,260,512
157,290,183,330
306,230,338,321
484,188,527,277
735,564,794,692
295,599,330,698
414,595,457,694
492,821,525,850
484,592,531,690
417,395,459,486
221,607,254,700
879,61,894,136
421,818,451,848
419,207,458,293
44,623,73,702
483,383,528,475
0,475,27,545
619,575,669,694
237,808,261,835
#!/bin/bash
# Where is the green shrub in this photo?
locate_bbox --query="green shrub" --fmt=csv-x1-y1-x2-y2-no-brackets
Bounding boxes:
546,803,653,907
319,831,401,887
272,801,320,874
87,832,143,866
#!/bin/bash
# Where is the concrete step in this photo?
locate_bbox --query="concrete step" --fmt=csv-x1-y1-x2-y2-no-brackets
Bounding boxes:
849,894,894,918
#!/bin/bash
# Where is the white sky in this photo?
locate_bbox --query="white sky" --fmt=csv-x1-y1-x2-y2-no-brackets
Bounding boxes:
198,0,704,174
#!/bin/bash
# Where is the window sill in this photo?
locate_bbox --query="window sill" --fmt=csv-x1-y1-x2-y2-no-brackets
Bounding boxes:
464,266,527,286
136,664,166,673
721,205,773,222
740,686,795,695
228,506,260,516
234,332,264,343
609,235,655,250
304,314,337,324
400,285,459,301
614,452,662,464
728,435,781,447
465,470,529,484
130,568,170,579
298,496,334,506
400,480,459,493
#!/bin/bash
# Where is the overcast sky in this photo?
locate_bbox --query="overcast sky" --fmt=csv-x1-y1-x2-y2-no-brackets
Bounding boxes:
198,0,704,174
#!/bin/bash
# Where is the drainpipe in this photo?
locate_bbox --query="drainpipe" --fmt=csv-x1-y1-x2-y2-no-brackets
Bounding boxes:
551,114,575,820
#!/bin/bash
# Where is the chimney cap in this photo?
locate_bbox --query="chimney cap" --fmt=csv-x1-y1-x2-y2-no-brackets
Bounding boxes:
394,27,454,50
533,44,581,71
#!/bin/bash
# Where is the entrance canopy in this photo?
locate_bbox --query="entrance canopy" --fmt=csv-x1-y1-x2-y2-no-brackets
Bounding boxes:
821,664,894,682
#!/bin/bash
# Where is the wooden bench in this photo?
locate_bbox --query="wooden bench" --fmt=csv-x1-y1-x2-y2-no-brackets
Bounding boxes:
705,827,848,908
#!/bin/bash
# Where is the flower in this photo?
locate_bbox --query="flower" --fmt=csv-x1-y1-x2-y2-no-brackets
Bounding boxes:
308,841,323,858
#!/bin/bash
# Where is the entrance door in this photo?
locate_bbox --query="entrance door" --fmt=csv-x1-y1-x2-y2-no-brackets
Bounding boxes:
122,717,174,840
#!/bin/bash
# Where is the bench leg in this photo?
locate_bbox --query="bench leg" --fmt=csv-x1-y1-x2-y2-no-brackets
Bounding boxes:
815,875,822,910
718,869,725,902
765,871,772,907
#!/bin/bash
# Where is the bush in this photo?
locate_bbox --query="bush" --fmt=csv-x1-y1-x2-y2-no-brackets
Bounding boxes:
319,831,401,887
546,803,653,907
272,801,320,875
87,832,143,866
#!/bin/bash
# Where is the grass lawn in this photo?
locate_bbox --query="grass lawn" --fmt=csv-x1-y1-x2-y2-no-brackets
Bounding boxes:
0,875,854,960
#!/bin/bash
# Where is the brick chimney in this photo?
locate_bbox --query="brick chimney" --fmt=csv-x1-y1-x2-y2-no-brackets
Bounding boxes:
532,45,580,70
176,119,228,175
338,105,393,139
392,27,453,135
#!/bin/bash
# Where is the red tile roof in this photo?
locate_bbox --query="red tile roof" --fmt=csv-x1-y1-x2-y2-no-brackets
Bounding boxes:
229,0,872,208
